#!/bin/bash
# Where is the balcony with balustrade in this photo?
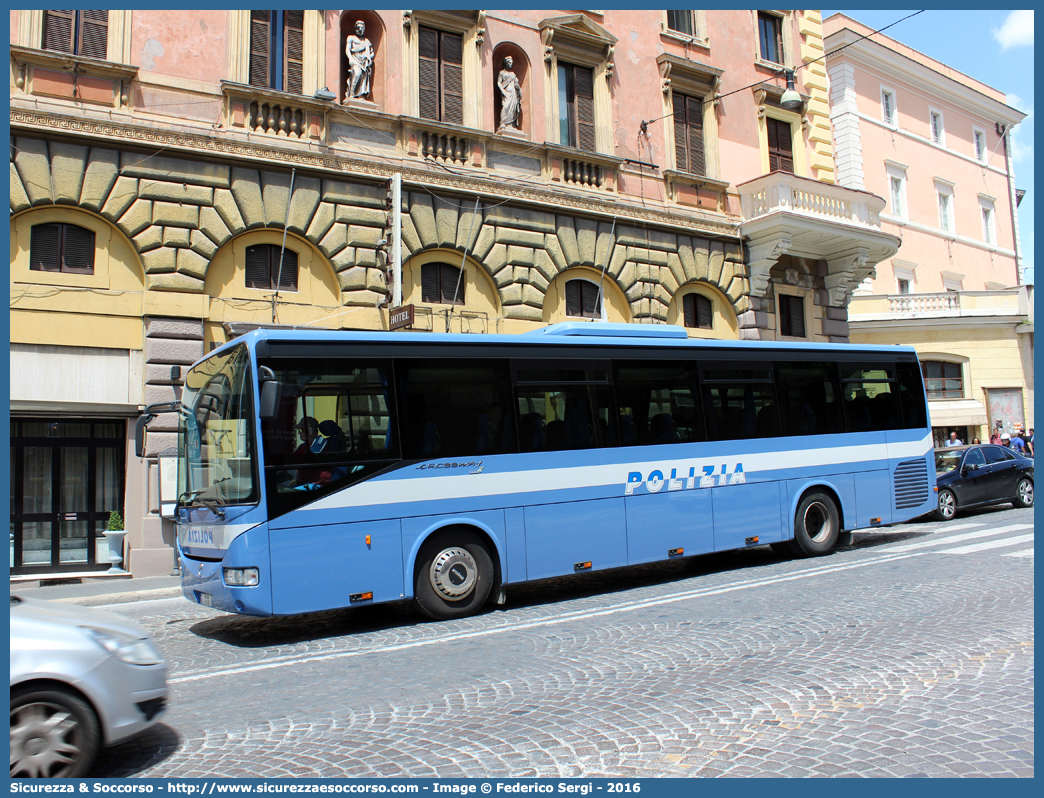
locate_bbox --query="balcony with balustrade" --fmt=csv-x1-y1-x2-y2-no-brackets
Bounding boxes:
848,287,1031,326
737,171,901,304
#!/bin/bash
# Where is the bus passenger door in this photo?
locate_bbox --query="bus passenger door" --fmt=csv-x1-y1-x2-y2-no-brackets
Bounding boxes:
524,499,627,580
625,489,714,565
711,481,785,551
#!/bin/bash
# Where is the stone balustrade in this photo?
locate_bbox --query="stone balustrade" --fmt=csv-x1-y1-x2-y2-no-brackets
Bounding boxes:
888,292,961,316
222,82,325,142
420,131,471,165
739,171,885,229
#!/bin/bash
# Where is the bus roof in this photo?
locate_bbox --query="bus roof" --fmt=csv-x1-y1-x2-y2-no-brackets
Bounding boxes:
201,323,919,365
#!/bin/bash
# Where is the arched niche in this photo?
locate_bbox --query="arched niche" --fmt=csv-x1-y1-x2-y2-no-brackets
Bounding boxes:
339,11,385,107
666,281,740,340
10,206,144,291
403,249,501,332
491,42,531,138
204,230,341,345
542,267,631,325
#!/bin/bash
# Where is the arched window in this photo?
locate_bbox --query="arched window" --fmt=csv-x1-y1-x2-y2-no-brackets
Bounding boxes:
43,10,108,58
565,279,601,319
421,262,465,304
683,293,713,330
30,222,95,274
245,244,298,291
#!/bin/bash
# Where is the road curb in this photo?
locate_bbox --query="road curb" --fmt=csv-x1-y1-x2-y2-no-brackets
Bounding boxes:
53,587,185,607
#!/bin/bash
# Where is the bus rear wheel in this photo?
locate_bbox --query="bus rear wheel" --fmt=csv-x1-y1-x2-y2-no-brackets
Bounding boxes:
790,492,840,557
412,529,494,621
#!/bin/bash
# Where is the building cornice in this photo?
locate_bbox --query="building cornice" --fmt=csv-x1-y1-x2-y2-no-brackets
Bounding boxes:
825,31,1025,128
10,107,742,241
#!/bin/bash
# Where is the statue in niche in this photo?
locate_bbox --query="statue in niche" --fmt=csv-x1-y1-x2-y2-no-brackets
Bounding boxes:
497,56,522,131
345,20,374,101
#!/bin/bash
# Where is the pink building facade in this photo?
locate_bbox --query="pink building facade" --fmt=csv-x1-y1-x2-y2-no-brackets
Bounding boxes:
826,15,1033,446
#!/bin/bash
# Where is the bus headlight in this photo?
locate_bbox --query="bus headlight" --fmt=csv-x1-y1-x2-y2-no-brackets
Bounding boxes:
223,567,259,587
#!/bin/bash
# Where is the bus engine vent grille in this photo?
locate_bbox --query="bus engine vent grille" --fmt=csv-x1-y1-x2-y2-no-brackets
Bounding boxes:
894,459,929,509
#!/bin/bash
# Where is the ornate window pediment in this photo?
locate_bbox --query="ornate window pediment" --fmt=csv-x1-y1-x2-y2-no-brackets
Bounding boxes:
539,14,616,69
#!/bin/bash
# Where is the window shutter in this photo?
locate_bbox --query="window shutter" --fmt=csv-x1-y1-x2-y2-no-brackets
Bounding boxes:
283,10,304,94
249,11,271,89
683,294,695,328
30,224,61,271
245,245,271,289
672,93,688,173
418,27,440,121
696,294,713,329
581,281,599,318
574,66,596,153
43,10,75,53
440,31,464,125
273,248,298,291
780,295,804,337
421,263,440,303
79,10,108,59
441,264,464,305
686,95,705,177
565,281,581,317
674,92,704,176
62,225,95,273
767,118,793,174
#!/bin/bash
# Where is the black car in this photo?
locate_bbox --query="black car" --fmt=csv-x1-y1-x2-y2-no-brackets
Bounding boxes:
933,444,1033,520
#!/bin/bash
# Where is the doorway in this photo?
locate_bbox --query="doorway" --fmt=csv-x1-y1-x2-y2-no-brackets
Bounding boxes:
10,419,125,574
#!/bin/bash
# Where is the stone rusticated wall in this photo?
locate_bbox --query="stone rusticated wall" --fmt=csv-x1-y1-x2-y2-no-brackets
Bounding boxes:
11,137,747,323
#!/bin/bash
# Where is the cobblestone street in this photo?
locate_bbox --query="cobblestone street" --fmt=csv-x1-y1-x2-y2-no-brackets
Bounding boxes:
92,507,1033,778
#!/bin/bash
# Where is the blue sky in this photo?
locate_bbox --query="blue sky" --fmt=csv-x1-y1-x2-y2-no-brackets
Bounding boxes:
822,9,1034,284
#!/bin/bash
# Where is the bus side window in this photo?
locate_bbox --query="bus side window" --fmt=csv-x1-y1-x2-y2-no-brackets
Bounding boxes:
399,359,516,460
841,365,902,432
895,361,928,430
514,385,613,451
775,362,844,437
701,366,776,441
612,361,704,446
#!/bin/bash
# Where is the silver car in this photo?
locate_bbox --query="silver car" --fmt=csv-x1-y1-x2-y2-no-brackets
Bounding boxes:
10,595,168,778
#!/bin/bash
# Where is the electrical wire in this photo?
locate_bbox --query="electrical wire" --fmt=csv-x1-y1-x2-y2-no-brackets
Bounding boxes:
641,10,926,131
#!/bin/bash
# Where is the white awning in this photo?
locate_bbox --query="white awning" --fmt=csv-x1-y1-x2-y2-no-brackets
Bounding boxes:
928,399,989,427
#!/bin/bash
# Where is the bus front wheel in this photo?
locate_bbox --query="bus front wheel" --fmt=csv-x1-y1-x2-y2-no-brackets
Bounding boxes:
413,529,494,621
790,492,840,557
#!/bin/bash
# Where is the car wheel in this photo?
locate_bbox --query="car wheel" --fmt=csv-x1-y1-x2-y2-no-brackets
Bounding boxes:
10,687,100,778
934,488,957,521
1013,477,1033,508
790,492,840,557
412,529,494,621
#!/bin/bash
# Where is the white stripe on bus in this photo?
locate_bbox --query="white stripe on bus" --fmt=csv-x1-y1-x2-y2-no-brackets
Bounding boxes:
306,433,934,512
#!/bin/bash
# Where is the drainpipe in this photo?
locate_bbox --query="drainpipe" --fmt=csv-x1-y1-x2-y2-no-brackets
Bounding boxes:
999,124,1021,286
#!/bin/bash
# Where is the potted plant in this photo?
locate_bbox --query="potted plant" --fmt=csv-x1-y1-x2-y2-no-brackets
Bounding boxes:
104,510,127,573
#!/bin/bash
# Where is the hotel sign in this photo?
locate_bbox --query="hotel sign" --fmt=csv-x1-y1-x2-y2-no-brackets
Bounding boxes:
389,304,415,331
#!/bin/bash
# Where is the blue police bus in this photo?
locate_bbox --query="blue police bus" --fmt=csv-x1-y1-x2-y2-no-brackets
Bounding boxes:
147,323,935,620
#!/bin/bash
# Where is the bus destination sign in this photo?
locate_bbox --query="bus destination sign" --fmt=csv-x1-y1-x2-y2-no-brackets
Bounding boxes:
389,304,415,331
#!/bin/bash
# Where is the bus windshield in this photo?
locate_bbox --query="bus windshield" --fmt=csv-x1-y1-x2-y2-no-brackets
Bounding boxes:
180,344,258,510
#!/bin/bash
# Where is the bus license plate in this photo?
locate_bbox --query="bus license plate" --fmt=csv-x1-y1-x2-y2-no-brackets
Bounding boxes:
199,593,212,607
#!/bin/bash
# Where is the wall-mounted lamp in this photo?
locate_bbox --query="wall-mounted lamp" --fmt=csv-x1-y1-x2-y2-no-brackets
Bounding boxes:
780,70,803,111
314,86,336,101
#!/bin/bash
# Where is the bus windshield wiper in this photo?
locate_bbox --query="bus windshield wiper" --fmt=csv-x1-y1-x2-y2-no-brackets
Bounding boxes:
177,488,207,507
200,496,226,519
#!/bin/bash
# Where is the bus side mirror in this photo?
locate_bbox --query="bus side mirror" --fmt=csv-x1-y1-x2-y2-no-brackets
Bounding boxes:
258,366,282,419
134,415,148,458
